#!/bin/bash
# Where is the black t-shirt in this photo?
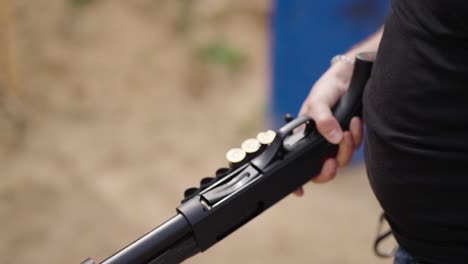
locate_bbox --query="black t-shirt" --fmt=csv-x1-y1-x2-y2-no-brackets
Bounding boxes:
363,0,468,263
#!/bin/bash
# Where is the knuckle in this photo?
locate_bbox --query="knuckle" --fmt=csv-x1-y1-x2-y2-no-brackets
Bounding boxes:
338,155,350,167
299,103,311,116
336,83,348,97
315,115,334,132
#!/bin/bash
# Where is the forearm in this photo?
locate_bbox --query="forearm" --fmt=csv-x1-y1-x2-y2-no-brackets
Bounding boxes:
328,26,383,88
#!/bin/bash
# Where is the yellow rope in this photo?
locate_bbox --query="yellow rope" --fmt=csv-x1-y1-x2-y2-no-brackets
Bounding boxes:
0,0,19,96
0,0,26,142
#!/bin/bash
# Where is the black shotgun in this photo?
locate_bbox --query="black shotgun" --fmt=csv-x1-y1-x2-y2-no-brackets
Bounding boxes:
82,52,375,264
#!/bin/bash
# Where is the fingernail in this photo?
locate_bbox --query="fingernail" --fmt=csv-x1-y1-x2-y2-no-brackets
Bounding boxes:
328,128,342,143
324,160,333,172
325,161,337,177
294,188,304,197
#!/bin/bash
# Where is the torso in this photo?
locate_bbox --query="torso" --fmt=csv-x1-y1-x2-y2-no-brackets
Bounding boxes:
363,1,468,263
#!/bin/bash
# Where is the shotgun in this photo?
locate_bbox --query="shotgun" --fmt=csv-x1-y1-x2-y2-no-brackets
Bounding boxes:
82,51,376,264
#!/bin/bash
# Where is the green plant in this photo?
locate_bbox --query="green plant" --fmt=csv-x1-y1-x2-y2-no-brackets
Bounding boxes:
196,42,247,70
68,0,95,8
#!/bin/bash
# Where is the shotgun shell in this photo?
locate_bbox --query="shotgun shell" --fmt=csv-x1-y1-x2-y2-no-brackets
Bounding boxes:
257,130,276,145
241,138,261,154
266,129,276,138
184,187,199,198
200,177,215,189
226,148,247,165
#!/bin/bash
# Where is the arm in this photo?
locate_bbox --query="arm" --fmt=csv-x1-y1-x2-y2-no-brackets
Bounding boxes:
295,27,384,196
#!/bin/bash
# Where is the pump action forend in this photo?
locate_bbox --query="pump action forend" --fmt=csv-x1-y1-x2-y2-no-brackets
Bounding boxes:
82,52,375,264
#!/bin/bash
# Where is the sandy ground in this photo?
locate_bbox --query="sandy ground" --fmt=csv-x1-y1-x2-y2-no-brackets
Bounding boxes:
0,1,392,263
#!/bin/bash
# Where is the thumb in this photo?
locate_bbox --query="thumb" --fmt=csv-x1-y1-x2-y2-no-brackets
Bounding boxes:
310,103,343,144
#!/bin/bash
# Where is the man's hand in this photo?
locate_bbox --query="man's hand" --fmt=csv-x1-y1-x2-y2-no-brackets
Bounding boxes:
294,61,363,197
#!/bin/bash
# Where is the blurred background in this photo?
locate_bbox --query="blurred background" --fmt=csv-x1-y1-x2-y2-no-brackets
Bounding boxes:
0,0,392,263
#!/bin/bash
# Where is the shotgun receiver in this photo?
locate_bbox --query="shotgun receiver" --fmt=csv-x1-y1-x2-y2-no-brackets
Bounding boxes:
83,52,375,264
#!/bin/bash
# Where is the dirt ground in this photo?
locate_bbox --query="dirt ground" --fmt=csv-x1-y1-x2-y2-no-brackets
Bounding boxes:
0,1,392,263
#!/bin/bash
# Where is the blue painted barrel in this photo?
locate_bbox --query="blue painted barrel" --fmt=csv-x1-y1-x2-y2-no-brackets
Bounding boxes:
270,0,389,162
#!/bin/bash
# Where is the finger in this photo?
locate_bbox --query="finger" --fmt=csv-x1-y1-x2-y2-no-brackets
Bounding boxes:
297,103,309,118
309,103,343,144
350,117,363,149
293,105,307,133
312,159,338,183
293,187,304,197
337,131,354,167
